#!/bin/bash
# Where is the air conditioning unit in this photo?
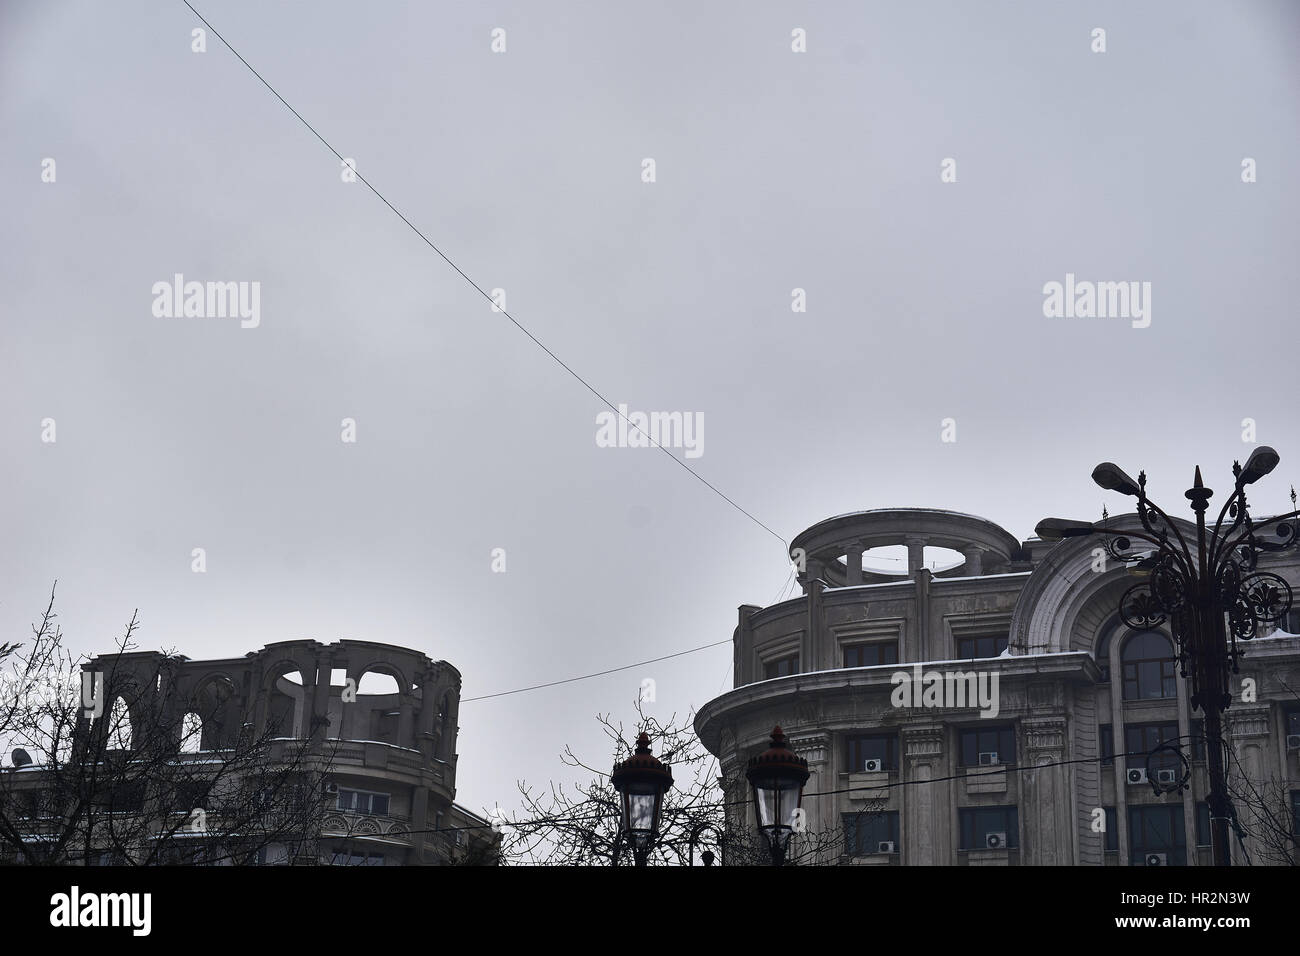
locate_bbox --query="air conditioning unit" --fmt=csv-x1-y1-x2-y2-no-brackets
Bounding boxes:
1127,768,1148,785
324,782,338,794
1287,734,1300,752
978,752,999,766
985,832,1007,850
1145,852,1167,867
877,841,896,854
863,758,883,772
1156,769,1177,785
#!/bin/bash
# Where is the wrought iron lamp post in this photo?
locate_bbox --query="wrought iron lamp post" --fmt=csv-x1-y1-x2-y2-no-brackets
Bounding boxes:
611,731,674,867
1037,446,1299,866
745,726,810,866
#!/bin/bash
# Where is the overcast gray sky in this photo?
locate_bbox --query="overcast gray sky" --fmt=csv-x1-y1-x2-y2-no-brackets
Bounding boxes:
3,0,1298,824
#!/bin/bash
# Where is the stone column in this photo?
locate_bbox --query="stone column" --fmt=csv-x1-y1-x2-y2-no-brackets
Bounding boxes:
902,725,947,864
308,649,335,748
845,544,864,586
1225,706,1271,865
961,545,985,577
905,536,927,577
805,579,824,673
417,672,439,763
1021,717,1070,864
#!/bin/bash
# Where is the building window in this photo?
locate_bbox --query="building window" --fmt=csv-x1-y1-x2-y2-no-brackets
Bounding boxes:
843,811,900,855
1195,801,1212,847
1103,807,1118,852
845,733,899,773
1096,632,1112,683
1129,805,1186,866
1124,722,1182,773
763,654,799,680
1291,791,1300,840
956,634,1008,659
337,788,390,816
1099,724,1114,766
959,725,1016,767
843,642,898,668
1285,709,1300,738
329,851,384,866
1121,631,1177,700
959,806,1018,850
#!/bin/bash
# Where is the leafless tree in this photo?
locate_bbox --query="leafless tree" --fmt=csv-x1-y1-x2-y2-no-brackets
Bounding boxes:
498,700,869,866
0,585,334,865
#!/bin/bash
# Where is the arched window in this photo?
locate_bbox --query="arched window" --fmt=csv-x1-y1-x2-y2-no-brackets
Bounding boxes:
106,697,133,750
180,712,203,753
1121,631,1177,700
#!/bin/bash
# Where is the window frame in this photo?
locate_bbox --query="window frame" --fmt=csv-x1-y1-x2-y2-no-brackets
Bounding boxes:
1128,804,1186,866
958,805,1019,850
336,787,391,817
958,724,1017,767
844,733,900,773
842,810,901,856
955,633,1009,660
842,641,898,669
1120,630,1177,701
762,654,800,680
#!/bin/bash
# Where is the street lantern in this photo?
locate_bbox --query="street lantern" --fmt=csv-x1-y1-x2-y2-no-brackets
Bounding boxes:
611,731,673,866
745,726,809,866
1039,449,1300,866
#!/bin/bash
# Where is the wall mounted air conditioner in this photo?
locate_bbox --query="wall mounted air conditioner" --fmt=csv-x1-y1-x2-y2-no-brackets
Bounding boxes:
877,841,896,854
985,832,1007,849
1287,734,1300,752
1156,769,1177,785
324,782,338,794
1127,768,1148,785
978,752,999,766
863,758,883,772
1145,852,1167,866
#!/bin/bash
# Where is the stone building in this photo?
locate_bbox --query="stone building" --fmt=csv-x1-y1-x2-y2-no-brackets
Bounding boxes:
1,639,497,865
695,508,1300,865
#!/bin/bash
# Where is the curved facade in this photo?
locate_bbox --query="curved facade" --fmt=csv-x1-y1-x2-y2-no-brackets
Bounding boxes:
697,508,1300,866
66,639,494,865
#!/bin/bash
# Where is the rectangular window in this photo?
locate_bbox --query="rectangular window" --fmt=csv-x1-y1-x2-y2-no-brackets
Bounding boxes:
337,789,390,816
763,654,799,680
1129,805,1186,866
1124,723,1182,773
1104,807,1118,852
845,733,899,773
842,811,900,855
956,634,1009,659
1122,658,1177,700
1195,802,1212,847
1099,724,1114,766
959,806,1018,850
843,642,898,668
1286,710,1300,737
1291,791,1300,839
959,725,1016,767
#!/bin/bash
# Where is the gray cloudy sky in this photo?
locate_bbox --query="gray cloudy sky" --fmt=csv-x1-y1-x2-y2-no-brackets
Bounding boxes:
2,1,1298,821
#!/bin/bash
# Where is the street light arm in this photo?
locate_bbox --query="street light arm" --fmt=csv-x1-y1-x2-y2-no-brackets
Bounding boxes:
1212,506,1300,579
1133,494,1198,579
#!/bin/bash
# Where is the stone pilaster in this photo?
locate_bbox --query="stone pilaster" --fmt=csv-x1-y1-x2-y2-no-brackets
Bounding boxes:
902,724,946,864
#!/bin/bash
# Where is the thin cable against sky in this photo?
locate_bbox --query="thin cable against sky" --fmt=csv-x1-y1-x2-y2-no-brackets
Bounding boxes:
179,0,789,552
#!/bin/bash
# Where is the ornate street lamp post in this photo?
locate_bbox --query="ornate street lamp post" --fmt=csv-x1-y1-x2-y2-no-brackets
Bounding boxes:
611,731,674,867
1037,447,1299,866
745,726,810,866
